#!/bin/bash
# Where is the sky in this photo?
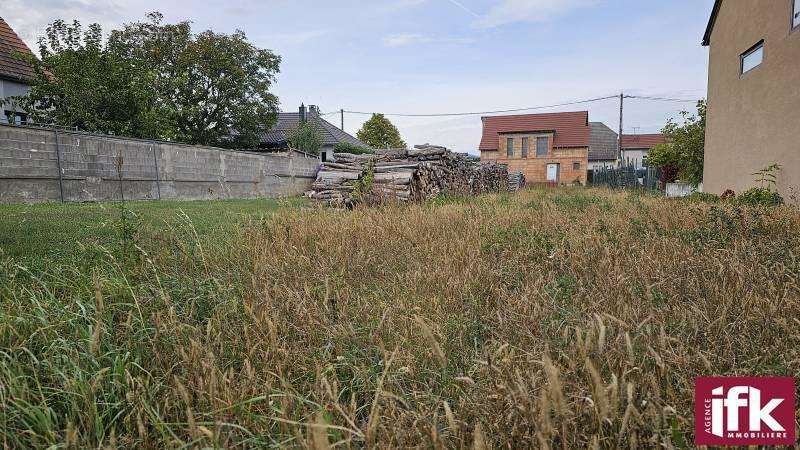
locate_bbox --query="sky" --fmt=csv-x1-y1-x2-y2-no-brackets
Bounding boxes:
3,0,716,153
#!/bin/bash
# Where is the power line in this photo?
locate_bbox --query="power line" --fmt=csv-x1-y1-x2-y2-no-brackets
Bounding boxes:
341,94,620,118
624,95,700,103
323,93,700,119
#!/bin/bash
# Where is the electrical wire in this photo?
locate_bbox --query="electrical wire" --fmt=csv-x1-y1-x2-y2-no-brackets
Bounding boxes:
624,95,699,103
320,93,700,119
340,94,620,118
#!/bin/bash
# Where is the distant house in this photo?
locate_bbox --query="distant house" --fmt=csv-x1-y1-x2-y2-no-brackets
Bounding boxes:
480,111,590,185
588,122,618,170
0,17,34,125
702,0,800,199
620,134,666,169
256,104,370,162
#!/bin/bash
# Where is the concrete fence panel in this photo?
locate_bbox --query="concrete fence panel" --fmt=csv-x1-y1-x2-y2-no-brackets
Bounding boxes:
0,124,319,204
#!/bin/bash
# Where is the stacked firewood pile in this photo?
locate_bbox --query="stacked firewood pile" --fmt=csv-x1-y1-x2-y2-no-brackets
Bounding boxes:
307,145,509,206
508,172,526,193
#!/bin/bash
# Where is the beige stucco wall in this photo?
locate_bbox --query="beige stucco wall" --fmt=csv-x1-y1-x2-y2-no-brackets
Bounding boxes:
704,0,800,202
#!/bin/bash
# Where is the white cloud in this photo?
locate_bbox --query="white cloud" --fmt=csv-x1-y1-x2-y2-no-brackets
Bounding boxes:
476,0,597,28
383,33,474,47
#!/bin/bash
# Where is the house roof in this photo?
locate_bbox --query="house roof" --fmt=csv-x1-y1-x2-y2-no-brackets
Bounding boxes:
589,122,618,161
0,17,35,82
479,111,590,151
621,133,666,150
258,112,369,148
702,0,724,46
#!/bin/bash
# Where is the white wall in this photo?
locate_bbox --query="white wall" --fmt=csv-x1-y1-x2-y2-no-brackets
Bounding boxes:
621,149,649,169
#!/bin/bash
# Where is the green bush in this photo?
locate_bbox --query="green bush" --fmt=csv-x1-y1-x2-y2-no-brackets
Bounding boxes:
334,142,375,155
736,187,784,207
687,192,720,203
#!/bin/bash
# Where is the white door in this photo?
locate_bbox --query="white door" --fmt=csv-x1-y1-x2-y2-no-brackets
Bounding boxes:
546,164,559,182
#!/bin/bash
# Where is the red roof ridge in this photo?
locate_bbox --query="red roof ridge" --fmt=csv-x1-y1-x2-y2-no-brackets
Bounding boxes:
480,111,589,151
0,16,35,82
620,133,667,150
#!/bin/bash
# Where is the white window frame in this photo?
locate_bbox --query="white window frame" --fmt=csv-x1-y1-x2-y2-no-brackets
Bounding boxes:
793,0,800,29
740,40,764,75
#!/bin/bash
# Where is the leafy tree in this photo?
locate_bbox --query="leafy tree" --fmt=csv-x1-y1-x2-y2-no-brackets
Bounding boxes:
15,20,155,137
356,114,406,149
288,121,324,155
16,13,281,148
647,100,706,186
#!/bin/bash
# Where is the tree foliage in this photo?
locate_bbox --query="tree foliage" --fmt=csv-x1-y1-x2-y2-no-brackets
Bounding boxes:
646,100,706,186
356,114,406,149
288,121,324,155
16,13,280,148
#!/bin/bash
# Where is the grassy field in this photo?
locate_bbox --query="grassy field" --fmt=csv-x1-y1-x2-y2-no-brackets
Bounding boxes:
1,188,798,448
0,197,304,267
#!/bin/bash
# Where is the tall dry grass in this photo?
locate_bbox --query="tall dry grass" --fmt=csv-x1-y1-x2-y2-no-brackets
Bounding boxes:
1,188,799,448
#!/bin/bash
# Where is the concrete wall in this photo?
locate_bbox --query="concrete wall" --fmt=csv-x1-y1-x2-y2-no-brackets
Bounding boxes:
0,124,319,203
704,0,800,202
666,182,704,198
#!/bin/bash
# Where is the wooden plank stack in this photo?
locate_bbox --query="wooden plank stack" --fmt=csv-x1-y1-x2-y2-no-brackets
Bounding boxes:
307,144,510,206
508,172,526,193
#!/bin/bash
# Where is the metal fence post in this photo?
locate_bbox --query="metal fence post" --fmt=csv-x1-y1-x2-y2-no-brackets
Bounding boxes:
53,128,65,203
151,142,162,200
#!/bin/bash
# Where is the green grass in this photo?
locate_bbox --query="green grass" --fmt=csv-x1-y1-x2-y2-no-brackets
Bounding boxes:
1,188,798,448
0,197,304,266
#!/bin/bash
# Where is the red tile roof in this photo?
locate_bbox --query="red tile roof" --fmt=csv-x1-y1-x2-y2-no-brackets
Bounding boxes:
620,134,666,150
0,17,35,82
480,111,589,151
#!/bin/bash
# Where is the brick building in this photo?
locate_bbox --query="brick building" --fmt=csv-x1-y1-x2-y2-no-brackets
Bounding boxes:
479,111,590,185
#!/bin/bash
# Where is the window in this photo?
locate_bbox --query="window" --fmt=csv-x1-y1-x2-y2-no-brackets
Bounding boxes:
573,162,581,171
794,0,800,28
740,41,764,75
535,136,548,157
506,137,514,157
3,111,26,125
521,137,529,158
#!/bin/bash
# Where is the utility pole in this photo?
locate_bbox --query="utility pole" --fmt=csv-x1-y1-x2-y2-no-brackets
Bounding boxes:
340,109,345,131
618,92,624,166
